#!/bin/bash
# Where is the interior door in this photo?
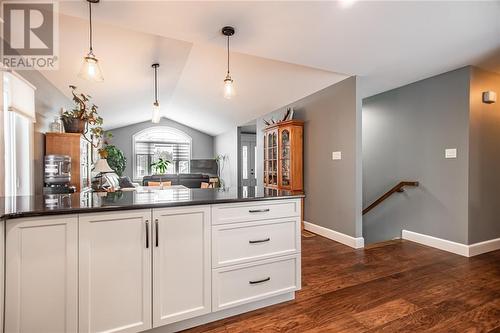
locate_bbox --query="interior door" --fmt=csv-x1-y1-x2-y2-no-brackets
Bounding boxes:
241,134,257,187
79,210,152,333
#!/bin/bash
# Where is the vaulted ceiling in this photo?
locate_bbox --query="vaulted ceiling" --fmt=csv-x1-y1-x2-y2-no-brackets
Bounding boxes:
41,1,500,135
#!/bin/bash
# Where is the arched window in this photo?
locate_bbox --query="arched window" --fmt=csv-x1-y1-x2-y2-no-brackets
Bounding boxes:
133,126,192,180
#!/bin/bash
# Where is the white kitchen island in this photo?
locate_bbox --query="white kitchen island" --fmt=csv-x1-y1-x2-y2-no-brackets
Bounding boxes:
0,187,303,333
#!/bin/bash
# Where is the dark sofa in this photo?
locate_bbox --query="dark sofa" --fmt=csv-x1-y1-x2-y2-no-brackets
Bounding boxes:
142,174,210,189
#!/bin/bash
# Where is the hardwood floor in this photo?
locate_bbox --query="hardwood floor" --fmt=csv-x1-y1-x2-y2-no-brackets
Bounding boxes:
184,234,500,332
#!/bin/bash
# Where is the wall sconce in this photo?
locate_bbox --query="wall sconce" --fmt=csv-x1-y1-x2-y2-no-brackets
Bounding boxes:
482,91,497,104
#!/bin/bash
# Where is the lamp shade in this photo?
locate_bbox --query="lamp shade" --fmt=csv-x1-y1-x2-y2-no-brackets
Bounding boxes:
152,102,161,123
94,158,114,173
224,76,235,99
79,56,104,82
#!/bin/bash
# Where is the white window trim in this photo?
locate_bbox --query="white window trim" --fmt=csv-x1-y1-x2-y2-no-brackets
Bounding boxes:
132,126,192,182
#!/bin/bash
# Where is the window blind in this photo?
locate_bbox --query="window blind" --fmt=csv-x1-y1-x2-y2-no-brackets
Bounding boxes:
4,72,36,122
135,142,190,161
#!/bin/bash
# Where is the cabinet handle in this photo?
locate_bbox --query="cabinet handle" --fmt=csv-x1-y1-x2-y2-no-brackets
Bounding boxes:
145,220,150,248
248,208,270,213
249,277,271,285
155,219,159,247
249,237,271,244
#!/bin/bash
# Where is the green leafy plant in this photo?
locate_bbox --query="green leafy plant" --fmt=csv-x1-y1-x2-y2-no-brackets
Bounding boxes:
62,85,104,147
103,145,127,176
151,158,171,175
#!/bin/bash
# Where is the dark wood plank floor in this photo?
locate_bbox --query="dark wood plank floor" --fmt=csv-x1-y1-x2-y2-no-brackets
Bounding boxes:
184,234,500,332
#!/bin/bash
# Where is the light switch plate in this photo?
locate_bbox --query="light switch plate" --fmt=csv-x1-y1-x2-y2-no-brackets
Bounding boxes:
445,148,457,159
332,151,342,160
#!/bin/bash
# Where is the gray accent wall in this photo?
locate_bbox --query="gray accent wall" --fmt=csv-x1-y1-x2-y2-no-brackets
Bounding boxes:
107,117,214,180
363,67,471,244
255,77,363,238
468,67,500,243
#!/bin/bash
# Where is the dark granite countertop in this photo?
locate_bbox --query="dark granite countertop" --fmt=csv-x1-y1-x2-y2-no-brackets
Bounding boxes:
0,187,304,220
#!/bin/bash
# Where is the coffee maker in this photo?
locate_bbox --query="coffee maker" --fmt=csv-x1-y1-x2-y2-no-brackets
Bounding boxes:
43,155,76,194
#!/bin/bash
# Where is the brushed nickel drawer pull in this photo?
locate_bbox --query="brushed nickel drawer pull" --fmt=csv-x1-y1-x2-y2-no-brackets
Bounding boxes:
248,208,270,213
249,277,271,285
145,220,150,249
249,238,271,244
155,219,159,247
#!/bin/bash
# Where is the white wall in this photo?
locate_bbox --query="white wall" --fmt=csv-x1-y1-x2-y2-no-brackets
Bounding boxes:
214,128,238,188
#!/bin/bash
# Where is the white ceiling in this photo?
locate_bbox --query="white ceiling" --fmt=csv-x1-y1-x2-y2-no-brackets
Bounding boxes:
43,0,500,135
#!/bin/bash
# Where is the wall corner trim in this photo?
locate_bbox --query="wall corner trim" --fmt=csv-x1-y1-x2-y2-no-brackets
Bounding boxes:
402,230,500,257
304,221,364,249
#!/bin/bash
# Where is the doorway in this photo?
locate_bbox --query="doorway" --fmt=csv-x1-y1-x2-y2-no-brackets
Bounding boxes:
238,123,257,187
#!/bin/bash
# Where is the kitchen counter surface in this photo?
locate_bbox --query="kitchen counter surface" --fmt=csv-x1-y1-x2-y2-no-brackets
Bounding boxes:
0,186,304,220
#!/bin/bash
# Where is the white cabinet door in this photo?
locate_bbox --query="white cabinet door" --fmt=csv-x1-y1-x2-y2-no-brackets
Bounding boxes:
79,210,152,333
5,215,78,333
153,206,211,326
0,219,4,332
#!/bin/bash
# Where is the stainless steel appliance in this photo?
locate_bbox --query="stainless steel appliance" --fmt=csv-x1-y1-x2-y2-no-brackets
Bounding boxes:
44,155,76,194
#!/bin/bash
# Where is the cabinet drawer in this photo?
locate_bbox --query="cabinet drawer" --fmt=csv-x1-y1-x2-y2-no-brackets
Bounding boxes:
212,218,300,268
212,199,301,225
212,255,300,311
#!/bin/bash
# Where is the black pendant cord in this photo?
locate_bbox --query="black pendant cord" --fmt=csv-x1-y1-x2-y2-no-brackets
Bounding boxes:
88,1,93,54
154,65,158,104
227,35,230,75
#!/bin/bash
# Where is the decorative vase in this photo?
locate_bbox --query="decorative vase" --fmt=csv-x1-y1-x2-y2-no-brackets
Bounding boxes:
62,117,86,133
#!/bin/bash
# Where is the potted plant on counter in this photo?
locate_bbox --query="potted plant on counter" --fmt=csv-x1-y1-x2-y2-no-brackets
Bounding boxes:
61,85,104,147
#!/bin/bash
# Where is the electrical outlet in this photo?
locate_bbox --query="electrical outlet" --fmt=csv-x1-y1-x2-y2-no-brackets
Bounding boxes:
445,148,457,159
332,151,342,160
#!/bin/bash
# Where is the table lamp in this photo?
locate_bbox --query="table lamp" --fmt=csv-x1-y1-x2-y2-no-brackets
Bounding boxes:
93,158,114,191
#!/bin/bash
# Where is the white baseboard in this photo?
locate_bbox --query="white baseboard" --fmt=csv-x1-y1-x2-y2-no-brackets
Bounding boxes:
304,221,364,249
402,230,469,256
468,238,500,257
402,230,500,257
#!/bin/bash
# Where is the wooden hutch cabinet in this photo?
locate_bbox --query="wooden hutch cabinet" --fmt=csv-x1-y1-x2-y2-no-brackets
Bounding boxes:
263,120,304,191
45,133,93,192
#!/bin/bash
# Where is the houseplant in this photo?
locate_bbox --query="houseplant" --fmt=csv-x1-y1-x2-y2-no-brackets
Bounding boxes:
95,132,127,177
101,145,126,176
62,85,104,147
151,158,171,175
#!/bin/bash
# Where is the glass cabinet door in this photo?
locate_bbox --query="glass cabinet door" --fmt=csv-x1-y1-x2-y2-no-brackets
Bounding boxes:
263,134,268,185
280,129,291,187
264,130,278,186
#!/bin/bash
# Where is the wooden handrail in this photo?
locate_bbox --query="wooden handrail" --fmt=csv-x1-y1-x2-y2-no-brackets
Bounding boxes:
363,181,419,215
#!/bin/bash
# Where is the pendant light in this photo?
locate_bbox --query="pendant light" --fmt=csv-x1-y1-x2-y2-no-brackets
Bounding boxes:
79,0,104,82
152,63,161,124
222,26,235,99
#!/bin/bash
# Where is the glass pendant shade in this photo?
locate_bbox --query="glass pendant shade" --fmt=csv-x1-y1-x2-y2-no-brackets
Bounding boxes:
224,75,235,99
152,102,161,124
79,55,104,82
